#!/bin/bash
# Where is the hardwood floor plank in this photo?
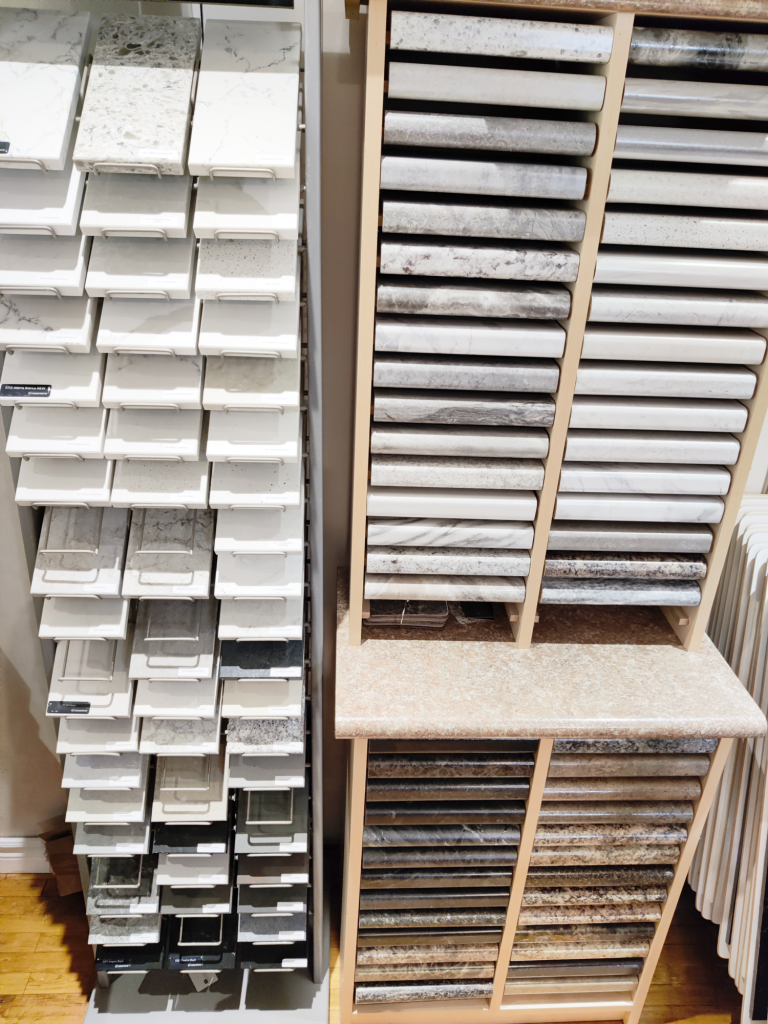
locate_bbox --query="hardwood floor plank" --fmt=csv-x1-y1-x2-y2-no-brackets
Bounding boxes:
0,975,31,996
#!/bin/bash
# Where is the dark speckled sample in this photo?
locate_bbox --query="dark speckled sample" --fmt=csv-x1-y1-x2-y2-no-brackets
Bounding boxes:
534,823,687,846
522,886,667,906
363,848,518,868
516,923,656,943
552,739,717,755
526,865,674,887
356,944,499,965
219,640,303,679
538,801,693,824
508,957,643,978
543,552,707,580
356,963,495,982
518,903,662,926
359,909,508,930
543,778,701,801
363,825,521,847
361,868,514,889
356,928,504,947
355,980,494,1003
361,888,510,911
370,741,537,754
548,754,710,777
367,778,531,799
530,845,681,866
365,801,526,825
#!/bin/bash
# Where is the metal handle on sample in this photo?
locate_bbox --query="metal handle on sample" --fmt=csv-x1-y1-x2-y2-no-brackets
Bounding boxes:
124,454,184,462
138,595,195,601
230,550,288,557
53,636,109,642
232,595,287,601
224,456,284,465
117,404,181,411
34,501,91,509
92,162,163,177
102,228,168,241
208,167,276,180
214,292,279,303
105,290,171,301
0,157,47,172
4,286,62,298
113,348,177,356
223,405,284,414
50,593,101,599
40,506,104,555
228,504,285,511
0,224,57,237
22,453,84,460
14,401,76,409
7,344,71,354
219,350,282,360
130,503,189,510
235,636,290,643
213,229,280,242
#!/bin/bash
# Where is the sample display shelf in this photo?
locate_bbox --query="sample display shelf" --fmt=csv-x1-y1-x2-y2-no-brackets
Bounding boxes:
347,0,768,649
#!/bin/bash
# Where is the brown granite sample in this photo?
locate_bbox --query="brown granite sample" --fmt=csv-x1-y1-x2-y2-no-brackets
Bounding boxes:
509,941,651,960
504,977,638,995
534,823,687,846
543,777,701,801
538,801,693,824
361,868,514,888
358,909,507,929
530,845,681,866
517,903,662,926
356,963,496,982
526,865,674,887
367,753,535,777
366,779,531,799
356,944,499,965
370,741,537,753
363,825,521,846
364,801,526,825
552,738,717,754
522,885,667,906
515,922,655,942
363,848,518,868
360,888,511,910
507,956,643,977
356,928,504,946
548,753,710,777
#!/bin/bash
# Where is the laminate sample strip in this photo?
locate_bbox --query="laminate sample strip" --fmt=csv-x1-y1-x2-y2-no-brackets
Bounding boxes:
374,354,559,392
356,928,504,947
361,889,512,910
547,522,712,553
374,389,556,426
582,323,766,366
365,802,526,825
521,886,667,906
543,777,701,801
607,169,768,211
526,866,675,887
371,425,550,459
507,956,643,976
370,456,544,491
564,431,740,465
558,463,730,496
363,825,521,847
517,905,662,925
568,397,748,433
368,753,534,777
356,964,495,981
622,78,768,119
589,286,768,328
613,124,768,167
367,487,537,521
379,241,580,282
534,823,686,846
382,202,586,242
375,316,566,358
364,574,526,602
383,111,596,156
548,754,709,777
541,578,702,606
553,494,724,524
553,739,717,754
366,547,532,576
367,519,535,549
594,249,768,292
378,280,571,319
529,847,680,866
355,980,494,1002
363,848,518,868
629,27,768,70
362,868,514,889
381,156,587,200
543,554,706,581
602,211,768,252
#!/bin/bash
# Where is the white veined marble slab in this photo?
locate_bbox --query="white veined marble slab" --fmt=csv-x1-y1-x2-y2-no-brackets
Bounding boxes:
558,462,731,495
209,460,303,510
152,752,229,822
214,506,304,555
370,424,549,459
381,155,587,200
388,62,606,111
207,409,301,464
0,234,90,296
188,21,300,178
379,240,580,283
129,597,219,680
80,174,192,238
15,457,114,507
613,124,768,168
564,430,740,465
156,852,229,886
602,211,768,252
364,572,526,601
607,168,768,210
594,248,768,291
367,485,537,521
0,9,90,67
382,199,586,243
139,712,221,756
367,546,531,577
373,389,556,428
0,132,84,235
589,286,768,329
0,349,105,408
32,507,129,598
375,316,565,358
389,11,613,62
628,27,768,71
195,240,298,302
39,596,130,640
48,637,133,718
62,753,147,789
57,715,140,754
622,78,768,119
86,236,196,300
74,818,150,855
104,409,203,461
374,353,559,392
547,521,713,553
540,578,701,606
102,353,203,410
575,361,756,400
377,280,571,321
366,517,534,549
0,62,80,171
0,296,96,354
203,356,300,411
580,325,766,365
110,458,211,509
121,508,214,599
214,550,304,599
370,454,544,490
6,405,107,458
96,298,201,357
218,598,304,640
198,299,300,358
554,493,725,523
134,677,219,719
67,786,147,824
228,753,305,787
222,679,304,720
569,396,748,433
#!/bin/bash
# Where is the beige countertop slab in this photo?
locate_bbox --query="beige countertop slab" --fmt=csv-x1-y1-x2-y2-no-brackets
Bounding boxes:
335,573,766,741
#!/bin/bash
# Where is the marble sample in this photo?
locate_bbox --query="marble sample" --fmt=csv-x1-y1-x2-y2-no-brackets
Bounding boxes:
362,848,517,869
602,211,768,253
622,77,768,120
85,236,196,300
366,802,525,826
0,138,84,235
203,355,299,411
15,457,114,507
0,8,90,66
383,110,595,156
40,596,129,641
378,280,570,321
0,234,90,296
208,460,302,509
517,905,662,926
195,240,298,302
62,753,146,790
548,753,709,777
188,21,300,178
104,408,203,461
534,823,686,846
553,494,724,525
509,942,651,960
589,286,768,329
594,249,768,292
223,677,304,719
66,785,147,824
528,846,680,866
367,547,531,577
389,62,605,111
359,909,507,930
217,598,303,641
613,124,768,168
564,431,740,466
365,575,526,602
367,487,537,522
0,296,96,354
376,317,566,360
122,508,214,599
370,425,549,460
57,715,140,754
215,509,304,556
580,325,766,365
152,752,228,821
629,26,768,70
370,456,544,491
215,550,304,599
80,173,192,238
32,507,128,598
382,201,586,243
568,396,748,433
607,168,768,211
356,964,495,982
89,914,161,946
526,866,675,887
227,715,304,755
102,353,202,410
543,553,706,581
367,752,534,778
198,299,300,358
129,598,218,680
207,409,301,463
110,459,211,510
553,739,716,755
6,405,107,458
373,389,556,427
355,945,499,965
74,16,200,175
0,349,104,408
367,519,534,549
537,802,693,823
95,298,201,357
548,521,713,553
0,61,81,171
380,241,579,283
374,354,559,393
139,715,221,756
364,824,520,847
381,155,587,201
543,778,701,801
557,463,731,496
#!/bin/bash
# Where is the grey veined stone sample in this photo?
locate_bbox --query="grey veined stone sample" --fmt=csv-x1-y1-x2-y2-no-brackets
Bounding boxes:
543,553,706,581
381,156,587,201
568,396,748,433
588,286,768,329
382,201,586,242
375,317,566,358
370,425,549,459
613,124,768,168
574,361,756,400
370,455,545,490
379,241,579,282
373,389,556,427
373,353,559,392
607,168,768,211
622,78,768,120
383,111,596,156
546,522,712,553
557,463,731,496
378,281,571,321
629,26,768,71
356,980,494,1004
364,574,526,602
366,519,535,550
602,211,768,252
540,578,701,606
366,546,531,577
553,493,724,524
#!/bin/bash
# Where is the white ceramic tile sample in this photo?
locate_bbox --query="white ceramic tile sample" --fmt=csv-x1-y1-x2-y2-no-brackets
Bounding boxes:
367,546,531,576
228,754,305,788
554,493,725,523
73,818,150,856
613,123,768,168
0,349,104,408
134,677,219,718
110,459,210,509
580,325,766,365
547,521,713,553
57,715,140,754
96,299,201,356
607,168,768,211
139,713,221,756
188,21,300,178
198,300,300,358
370,424,549,459
594,248,768,290
364,573,526,601
569,396,749,433
367,485,537,521
86,236,196,300
0,234,90,296
62,752,147,790
80,174,192,238
564,430,740,465
0,62,81,171
66,786,147,824
209,461,302,510
32,507,129,598
218,599,303,641
203,357,300,413
121,508,214,598
102,353,202,410
48,635,133,717
39,596,130,640
622,77,768,120
104,408,203,461
575,361,756,400
558,463,731,495
370,454,545,490
206,409,301,464
214,506,304,555
129,598,218,680
0,296,96,354
539,578,701,606
222,678,304,719
366,518,534,549
15,457,114,507
156,852,229,886
602,211,768,252
0,139,84,235
152,752,228,822
6,405,107,458
375,316,566,358
196,240,298,302
589,286,768,329
214,551,304,599
381,155,587,201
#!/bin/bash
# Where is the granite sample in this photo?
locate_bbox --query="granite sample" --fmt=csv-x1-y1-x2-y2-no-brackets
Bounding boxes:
613,124,768,168
375,316,566,358
526,866,675,887
0,296,96,354
359,909,507,930
370,456,544,491
139,716,220,756
371,425,549,459
383,110,596,155
367,547,531,577
89,914,161,945
362,848,518,868
356,964,495,981
568,396,748,433
543,778,701,801
365,802,525,826
553,739,717,755
543,554,706,581
518,904,662,925
580,325,766,365
355,980,493,1003
521,884,668,905
195,239,298,302
553,494,724,525
548,754,709,777
564,431,740,466
368,753,534,778
629,26,768,69
607,169,768,211
534,823,686,846
364,574,526,602
589,286,768,328
366,519,534,549
374,354,559,393
594,248,768,291
86,236,195,300
362,868,513,889
356,944,499,965
373,389,556,427
226,715,304,755
80,173,192,238
378,280,571,320
382,201,586,242
622,78,768,120
368,781,530,802
356,928,503,947
380,240,579,282
363,825,520,847
381,155,587,200
602,211,768,252
509,941,651,960
360,889,511,910
0,234,90,297
529,846,680,866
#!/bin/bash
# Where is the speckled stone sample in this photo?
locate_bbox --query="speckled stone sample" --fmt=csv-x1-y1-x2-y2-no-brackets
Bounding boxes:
363,825,520,847
374,354,559,393
362,868,513,889
374,389,556,427
355,980,494,1003
359,909,507,929
543,553,706,581
564,431,740,466
381,156,587,201
226,715,303,754
526,866,675,887
367,781,530,803
91,15,198,67
382,201,586,242
534,823,686,846
365,802,525,826
547,523,713,553
543,777,701,801
360,889,510,910
530,846,680,866
356,963,495,981
553,739,717,754
196,239,297,302
378,281,571,321
603,211,768,252
607,169,768,211
538,802,693,824
383,110,596,155
363,848,518,868
370,456,544,491
515,923,655,943
356,928,503,947
629,27,768,70
380,241,579,282
509,941,651,960
365,574,526,602
613,124,768,168
548,753,709,777
518,904,662,925
589,286,768,329
367,547,531,577
356,944,499,965
367,519,535,550
594,248,768,291
622,77,768,120
368,753,534,778
371,425,549,459
522,885,666,906
376,316,566,358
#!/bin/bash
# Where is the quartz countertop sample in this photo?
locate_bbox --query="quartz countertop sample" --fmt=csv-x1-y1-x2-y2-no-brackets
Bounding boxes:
96,298,201,356
0,133,84,235
198,299,300,358
375,317,565,358
86,236,196,300
613,123,768,168
382,201,585,243
79,173,192,238
381,156,587,201
196,239,297,302
380,241,579,283
0,296,96,354
0,234,91,296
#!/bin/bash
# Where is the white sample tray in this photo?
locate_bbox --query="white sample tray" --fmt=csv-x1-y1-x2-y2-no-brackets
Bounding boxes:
57,715,141,754
0,233,91,296
0,296,97,353
156,851,230,886
110,459,211,509
66,785,147,823
104,409,203,462
139,709,221,756
214,550,304,600
32,507,129,598
0,349,105,408
209,460,303,509
222,677,304,719
62,752,149,789
85,236,196,300
228,753,305,788
122,508,214,599
96,299,201,356
102,353,203,409
129,598,219,680
0,137,85,235
196,241,298,302
48,636,133,717
198,299,300,358
6,405,107,458
214,505,304,555
134,677,220,719
15,457,114,507
80,174,193,238
203,355,300,411
206,409,301,463
218,598,303,640
39,596,130,640
73,817,151,856
152,752,229,823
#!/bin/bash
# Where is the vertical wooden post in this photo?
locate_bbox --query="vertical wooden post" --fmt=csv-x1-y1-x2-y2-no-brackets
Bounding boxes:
339,738,369,1023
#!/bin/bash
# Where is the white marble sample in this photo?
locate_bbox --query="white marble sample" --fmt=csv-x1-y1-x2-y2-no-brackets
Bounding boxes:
547,522,713,553
569,396,749,433
594,248,768,291
6,405,107,458
207,409,301,464
152,752,228,822
104,409,203,461
580,325,766,365
102,353,203,410
370,424,549,459
134,677,219,718
622,77,768,119
367,546,531,576
379,240,580,283
558,463,731,495
74,818,150,856
575,361,756,400
156,852,229,886
382,200,586,243
129,598,218,680
540,578,701,605
39,596,130,640
32,507,128,598
373,353,559,393
381,155,587,201
370,455,544,490
602,211,768,252
121,508,214,599
564,430,740,465
366,518,534,549
15,457,113,507
0,349,104,408
74,16,200,175
209,460,302,510
375,317,565,358
0,234,90,296
203,356,300,412
217,599,303,641
67,786,146,824
228,753,305,788
613,124,768,168
390,11,613,61
588,286,768,329
57,715,140,755
214,506,303,555
389,62,605,111
62,753,147,790
364,573,526,601
629,27,768,71
198,299,300,358
48,635,133,717
0,9,90,66
378,280,571,320
86,236,196,300
96,299,201,357
215,550,304,599
0,63,81,171
373,389,556,427
110,459,211,509
139,713,221,756
367,485,537,521
80,173,192,238
196,240,298,302
222,678,304,719
554,493,725,523
0,136,84,235
607,168,768,211
0,296,96,354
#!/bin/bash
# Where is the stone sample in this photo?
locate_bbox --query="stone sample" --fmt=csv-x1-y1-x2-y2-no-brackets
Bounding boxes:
381,156,587,200
622,77,768,119
365,803,525,826
367,547,531,577
529,846,680,866
537,801,694,823
102,353,202,409
374,389,556,427
602,211,768,252
15,458,114,508
554,739,717,755
554,494,724,524
590,285,768,328
543,778,701,801
548,753,709,777
383,201,586,241
613,124,768,167
380,240,580,282
361,869,514,889
607,168,768,210
558,463,731,496
86,236,195,300
376,316,566,358
580,325,766,365
564,431,740,465
367,487,537,522
355,980,494,1003
0,234,91,297
370,456,544,491
371,425,550,459
356,945,499,965
95,298,201,356
358,909,507,929
366,519,534,549
1,141,85,235
80,171,192,239
594,249,768,291
383,110,596,154
367,779,530,799
0,296,96,354
198,298,300,358
364,575,527,602
507,956,643,976
517,904,662,925
543,554,706,581
534,823,686,846
356,928,503,948
363,824,521,847
547,522,712,553
526,867,675,887
363,849,518,868
378,280,571,320
195,239,298,302
356,964,495,981
568,396,748,433
629,26,768,70
374,354,559,392
367,752,535,778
